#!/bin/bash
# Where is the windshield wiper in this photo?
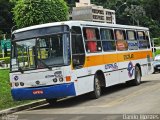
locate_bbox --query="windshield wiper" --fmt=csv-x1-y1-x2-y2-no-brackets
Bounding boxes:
37,59,52,70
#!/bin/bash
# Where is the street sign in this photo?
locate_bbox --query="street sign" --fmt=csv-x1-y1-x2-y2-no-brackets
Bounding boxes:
0,39,11,49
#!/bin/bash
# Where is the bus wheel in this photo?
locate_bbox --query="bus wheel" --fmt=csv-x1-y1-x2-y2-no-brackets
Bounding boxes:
90,75,101,99
129,66,141,86
46,98,57,105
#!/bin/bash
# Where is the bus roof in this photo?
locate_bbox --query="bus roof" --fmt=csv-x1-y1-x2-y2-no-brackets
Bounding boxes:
13,20,149,33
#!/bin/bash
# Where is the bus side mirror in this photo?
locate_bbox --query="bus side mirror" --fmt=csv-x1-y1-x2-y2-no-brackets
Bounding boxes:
152,48,156,53
11,34,15,40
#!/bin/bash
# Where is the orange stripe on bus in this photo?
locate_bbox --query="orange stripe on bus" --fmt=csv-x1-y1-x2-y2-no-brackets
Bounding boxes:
84,50,152,67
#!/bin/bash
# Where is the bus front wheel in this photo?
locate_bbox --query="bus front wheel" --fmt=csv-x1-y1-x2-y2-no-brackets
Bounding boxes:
90,75,101,99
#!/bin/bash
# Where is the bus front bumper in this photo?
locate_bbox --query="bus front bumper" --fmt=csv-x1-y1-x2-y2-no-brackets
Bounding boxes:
11,83,76,101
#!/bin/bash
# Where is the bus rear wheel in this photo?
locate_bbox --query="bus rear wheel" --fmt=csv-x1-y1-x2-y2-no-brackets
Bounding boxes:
90,75,101,99
46,98,57,105
128,66,141,86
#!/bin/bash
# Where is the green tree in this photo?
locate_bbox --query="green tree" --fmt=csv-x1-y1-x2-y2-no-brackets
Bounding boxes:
13,0,68,28
0,0,13,34
124,5,145,26
142,0,160,24
89,0,160,38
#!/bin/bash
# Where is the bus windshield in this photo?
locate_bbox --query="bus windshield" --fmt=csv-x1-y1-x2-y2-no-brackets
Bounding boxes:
10,26,70,72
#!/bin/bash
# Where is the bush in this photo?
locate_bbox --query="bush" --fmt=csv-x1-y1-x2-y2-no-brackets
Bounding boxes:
0,57,10,64
155,49,160,56
0,53,11,58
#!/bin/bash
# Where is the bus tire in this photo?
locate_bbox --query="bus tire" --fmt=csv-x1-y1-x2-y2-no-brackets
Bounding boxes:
90,75,101,99
129,66,141,86
46,98,57,105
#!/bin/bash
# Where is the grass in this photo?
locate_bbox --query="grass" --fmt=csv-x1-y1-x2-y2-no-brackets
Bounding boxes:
0,69,32,110
153,49,160,58
155,49,160,56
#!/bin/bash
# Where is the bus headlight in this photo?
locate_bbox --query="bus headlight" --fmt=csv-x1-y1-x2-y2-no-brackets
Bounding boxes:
20,82,24,86
59,78,63,82
53,78,57,83
15,82,19,87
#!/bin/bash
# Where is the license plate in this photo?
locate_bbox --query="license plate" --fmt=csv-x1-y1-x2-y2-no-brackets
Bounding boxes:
32,90,43,95
158,67,160,69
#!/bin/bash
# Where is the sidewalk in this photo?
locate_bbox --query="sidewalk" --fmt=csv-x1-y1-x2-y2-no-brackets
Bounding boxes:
0,100,46,115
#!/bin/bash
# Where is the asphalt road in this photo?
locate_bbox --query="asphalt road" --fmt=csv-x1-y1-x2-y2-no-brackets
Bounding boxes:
7,73,160,120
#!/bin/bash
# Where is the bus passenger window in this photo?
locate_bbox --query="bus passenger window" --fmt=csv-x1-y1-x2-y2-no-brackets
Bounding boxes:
127,31,138,50
83,27,102,53
145,31,150,48
71,26,85,69
137,31,145,40
100,29,115,51
115,30,128,51
137,31,148,49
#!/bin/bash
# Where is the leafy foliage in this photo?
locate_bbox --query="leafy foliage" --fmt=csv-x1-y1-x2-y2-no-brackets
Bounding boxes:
0,70,32,110
143,0,160,24
0,0,13,34
124,5,145,25
12,0,68,28
0,57,10,64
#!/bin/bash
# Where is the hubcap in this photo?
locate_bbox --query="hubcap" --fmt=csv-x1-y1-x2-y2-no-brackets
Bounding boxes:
95,78,101,95
136,68,141,83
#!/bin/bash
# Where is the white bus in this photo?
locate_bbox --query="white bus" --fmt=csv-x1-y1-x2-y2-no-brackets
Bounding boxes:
10,21,153,103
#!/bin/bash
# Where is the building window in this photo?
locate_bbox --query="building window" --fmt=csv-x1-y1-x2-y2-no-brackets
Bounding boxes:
83,27,102,53
100,29,115,51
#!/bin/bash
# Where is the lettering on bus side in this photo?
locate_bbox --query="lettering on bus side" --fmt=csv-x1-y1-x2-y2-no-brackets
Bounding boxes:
105,63,118,70
124,54,134,60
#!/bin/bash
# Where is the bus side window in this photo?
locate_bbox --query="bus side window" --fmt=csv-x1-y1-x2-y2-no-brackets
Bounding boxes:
71,26,85,69
127,30,138,50
100,29,115,51
115,29,128,51
83,27,102,53
137,31,148,49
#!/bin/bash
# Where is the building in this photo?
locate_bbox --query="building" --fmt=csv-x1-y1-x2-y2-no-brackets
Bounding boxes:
71,0,116,24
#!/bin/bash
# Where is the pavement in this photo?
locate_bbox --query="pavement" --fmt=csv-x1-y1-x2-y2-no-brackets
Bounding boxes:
0,73,160,120
0,100,46,115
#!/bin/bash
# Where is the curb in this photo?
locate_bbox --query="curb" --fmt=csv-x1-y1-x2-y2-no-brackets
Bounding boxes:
0,100,47,116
